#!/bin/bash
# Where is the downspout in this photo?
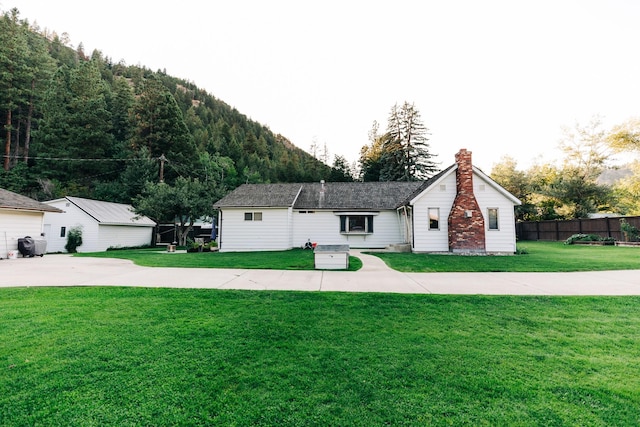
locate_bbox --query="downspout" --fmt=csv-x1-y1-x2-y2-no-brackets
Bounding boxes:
217,210,222,251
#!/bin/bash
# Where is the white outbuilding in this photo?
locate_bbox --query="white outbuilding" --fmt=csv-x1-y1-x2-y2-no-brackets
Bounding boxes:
43,196,156,253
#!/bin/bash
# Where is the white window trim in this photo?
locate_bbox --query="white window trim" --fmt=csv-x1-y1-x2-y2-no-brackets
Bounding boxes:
333,212,379,216
428,207,440,231
244,212,263,221
487,208,499,230
338,214,375,235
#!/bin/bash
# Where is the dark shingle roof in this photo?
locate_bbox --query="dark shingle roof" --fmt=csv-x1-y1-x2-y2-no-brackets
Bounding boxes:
294,181,425,210
0,188,63,213
213,183,303,208
213,179,448,211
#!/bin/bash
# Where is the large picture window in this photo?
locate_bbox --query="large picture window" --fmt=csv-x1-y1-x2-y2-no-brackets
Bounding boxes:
428,208,439,230
339,215,374,234
487,208,499,230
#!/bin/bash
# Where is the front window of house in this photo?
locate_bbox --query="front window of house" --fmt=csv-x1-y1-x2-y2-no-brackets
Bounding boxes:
428,208,439,230
339,215,374,234
488,208,499,230
244,212,263,221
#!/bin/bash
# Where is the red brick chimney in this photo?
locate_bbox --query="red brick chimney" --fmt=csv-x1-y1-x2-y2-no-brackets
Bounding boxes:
448,149,486,252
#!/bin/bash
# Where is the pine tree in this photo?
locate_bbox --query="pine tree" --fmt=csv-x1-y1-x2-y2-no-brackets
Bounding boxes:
131,76,198,181
379,102,437,181
34,59,115,187
0,9,30,170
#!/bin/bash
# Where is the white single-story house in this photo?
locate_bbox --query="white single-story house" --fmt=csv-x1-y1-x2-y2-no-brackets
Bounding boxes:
43,196,156,253
0,187,63,258
213,149,521,253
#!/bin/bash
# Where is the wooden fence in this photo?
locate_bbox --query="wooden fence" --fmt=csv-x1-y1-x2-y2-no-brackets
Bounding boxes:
516,216,640,242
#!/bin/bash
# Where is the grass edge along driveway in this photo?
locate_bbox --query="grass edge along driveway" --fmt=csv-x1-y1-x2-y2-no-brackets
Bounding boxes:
76,241,640,273
369,241,640,272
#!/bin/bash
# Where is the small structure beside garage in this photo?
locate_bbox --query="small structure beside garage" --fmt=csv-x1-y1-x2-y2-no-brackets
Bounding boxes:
314,244,349,270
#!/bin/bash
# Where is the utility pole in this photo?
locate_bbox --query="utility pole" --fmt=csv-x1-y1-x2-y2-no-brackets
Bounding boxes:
159,154,168,183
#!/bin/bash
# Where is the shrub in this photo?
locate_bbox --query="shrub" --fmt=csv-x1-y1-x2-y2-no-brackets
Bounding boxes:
564,234,615,245
620,219,640,242
65,226,83,253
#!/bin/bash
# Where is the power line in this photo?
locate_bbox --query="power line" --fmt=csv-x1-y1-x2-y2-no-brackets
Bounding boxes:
1,155,147,162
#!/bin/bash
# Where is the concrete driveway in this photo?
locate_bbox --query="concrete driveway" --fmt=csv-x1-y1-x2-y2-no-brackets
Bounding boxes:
0,251,639,295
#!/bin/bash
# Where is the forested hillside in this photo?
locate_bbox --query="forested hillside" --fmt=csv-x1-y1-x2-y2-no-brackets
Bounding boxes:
0,8,340,204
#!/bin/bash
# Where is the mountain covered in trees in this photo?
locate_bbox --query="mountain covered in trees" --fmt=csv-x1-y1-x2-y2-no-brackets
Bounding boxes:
5,7,640,225
0,8,350,205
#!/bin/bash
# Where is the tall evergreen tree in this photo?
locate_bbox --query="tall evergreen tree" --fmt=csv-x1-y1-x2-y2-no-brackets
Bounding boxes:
379,102,437,181
359,121,385,181
329,155,354,182
22,19,56,163
34,59,115,189
131,76,198,181
0,9,30,170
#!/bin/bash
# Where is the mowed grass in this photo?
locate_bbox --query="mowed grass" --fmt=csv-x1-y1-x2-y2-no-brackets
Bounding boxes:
76,241,640,273
1,288,639,425
75,248,363,271
371,241,640,272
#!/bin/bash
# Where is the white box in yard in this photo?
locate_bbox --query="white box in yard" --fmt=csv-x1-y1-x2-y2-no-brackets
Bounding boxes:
314,244,349,270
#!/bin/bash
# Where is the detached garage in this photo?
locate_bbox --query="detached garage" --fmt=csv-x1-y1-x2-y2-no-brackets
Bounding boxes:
43,196,156,253
0,187,63,258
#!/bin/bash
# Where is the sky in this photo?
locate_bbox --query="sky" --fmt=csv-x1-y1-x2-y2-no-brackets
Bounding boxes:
3,0,640,172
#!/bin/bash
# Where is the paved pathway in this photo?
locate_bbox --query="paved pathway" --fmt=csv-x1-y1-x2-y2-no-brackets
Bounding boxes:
0,251,639,295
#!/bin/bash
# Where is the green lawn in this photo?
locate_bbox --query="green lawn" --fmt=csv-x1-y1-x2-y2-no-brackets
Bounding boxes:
370,241,640,272
2,288,639,425
76,242,640,273
75,248,363,271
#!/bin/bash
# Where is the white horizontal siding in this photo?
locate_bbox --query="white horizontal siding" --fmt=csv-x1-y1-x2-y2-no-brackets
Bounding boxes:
43,200,99,252
475,178,518,253
0,210,45,258
412,173,457,252
219,208,292,252
43,200,153,252
97,225,153,251
412,172,518,253
292,210,404,249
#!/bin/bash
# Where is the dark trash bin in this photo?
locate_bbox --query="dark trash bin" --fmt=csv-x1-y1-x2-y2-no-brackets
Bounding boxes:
18,236,35,257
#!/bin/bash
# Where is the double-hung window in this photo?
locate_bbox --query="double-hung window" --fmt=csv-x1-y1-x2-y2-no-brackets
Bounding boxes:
428,208,440,230
487,208,499,230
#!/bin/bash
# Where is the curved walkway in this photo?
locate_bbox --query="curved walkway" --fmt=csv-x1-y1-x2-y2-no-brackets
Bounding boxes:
0,251,639,295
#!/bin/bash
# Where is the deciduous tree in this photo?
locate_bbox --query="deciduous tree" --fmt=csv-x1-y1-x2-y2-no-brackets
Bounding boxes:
133,177,220,246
